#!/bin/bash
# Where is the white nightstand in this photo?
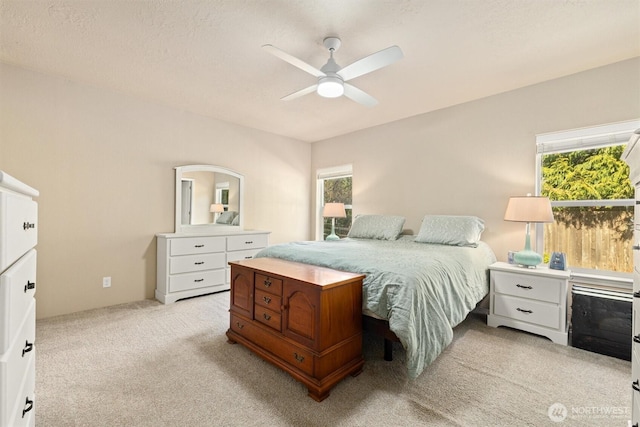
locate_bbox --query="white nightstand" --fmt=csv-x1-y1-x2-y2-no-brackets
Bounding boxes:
487,261,570,345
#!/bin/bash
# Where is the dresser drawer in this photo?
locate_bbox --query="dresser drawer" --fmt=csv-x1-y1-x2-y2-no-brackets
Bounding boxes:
227,234,268,252
0,249,36,353
255,274,283,295
230,314,314,376
493,271,562,304
0,300,35,427
0,193,37,273
494,294,560,329
227,249,261,263
169,253,225,275
170,236,225,256
5,358,34,427
169,269,226,293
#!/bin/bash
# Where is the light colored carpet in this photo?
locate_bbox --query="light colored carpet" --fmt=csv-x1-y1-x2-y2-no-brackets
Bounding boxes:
35,291,630,426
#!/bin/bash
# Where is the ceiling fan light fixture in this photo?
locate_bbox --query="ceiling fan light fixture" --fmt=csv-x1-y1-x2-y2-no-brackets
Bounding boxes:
317,76,344,98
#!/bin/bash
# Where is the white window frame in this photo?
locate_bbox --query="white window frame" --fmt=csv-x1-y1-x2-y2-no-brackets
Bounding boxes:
316,164,353,241
534,119,640,284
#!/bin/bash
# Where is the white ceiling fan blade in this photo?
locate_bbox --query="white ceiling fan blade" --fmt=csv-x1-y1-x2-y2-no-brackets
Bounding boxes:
262,44,326,78
343,83,378,107
281,84,318,101
338,45,403,82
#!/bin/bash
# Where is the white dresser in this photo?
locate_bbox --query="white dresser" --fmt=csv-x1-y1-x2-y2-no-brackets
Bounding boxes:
487,261,570,345
0,171,38,427
622,129,640,426
156,230,269,304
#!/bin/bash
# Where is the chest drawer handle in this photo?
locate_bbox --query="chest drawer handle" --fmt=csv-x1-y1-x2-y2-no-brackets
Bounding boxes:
263,313,271,321
263,279,271,288
23,222,35,231
235,321,244,330
194,261,204,265
194,278,204,283
245,241,253,245
194,244,205,248
263,296,271,304
634,335,640,344
634,291,640,298
24,281,35,293
22,341,33,357
516,284,532,290
22,397,33,418
633,380,640,392
516,308,533,314
294,352,305,363
633,245,640,251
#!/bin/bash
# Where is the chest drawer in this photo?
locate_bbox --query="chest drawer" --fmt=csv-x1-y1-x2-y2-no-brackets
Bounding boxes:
0,249,36,354
255,274,283,295
0,193,37,273
170,236,225,256
494,294,560,329
493,271,562,303
0,300,35,427
255,288,282,311
169,253,226,275
227,234,268,252
255,306,282,331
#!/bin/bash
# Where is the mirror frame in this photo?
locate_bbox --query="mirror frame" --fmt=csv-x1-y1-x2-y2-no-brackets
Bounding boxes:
174,164,245,233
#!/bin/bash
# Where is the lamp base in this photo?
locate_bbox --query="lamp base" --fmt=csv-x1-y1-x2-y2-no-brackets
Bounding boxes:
513,249,543,268
325,233,340,241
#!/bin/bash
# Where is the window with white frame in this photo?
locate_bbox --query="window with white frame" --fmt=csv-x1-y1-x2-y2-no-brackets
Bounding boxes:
535,120,640,275
316,164,352,240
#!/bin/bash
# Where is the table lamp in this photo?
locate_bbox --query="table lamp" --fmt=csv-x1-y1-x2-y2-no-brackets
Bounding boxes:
504,194,554,268
322,203,346,241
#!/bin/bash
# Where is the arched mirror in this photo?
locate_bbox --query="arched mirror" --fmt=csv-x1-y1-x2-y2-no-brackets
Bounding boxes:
175,165,244,233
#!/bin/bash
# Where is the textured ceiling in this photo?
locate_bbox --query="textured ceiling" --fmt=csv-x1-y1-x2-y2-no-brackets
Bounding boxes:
1,0,638,142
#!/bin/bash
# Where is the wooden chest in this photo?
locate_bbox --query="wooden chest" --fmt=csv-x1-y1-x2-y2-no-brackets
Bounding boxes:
226,257,365,401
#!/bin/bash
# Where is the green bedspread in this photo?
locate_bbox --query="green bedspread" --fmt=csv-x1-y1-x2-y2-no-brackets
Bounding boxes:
255,236,496,378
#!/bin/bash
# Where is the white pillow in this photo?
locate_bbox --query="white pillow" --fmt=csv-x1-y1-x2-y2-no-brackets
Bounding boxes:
414,215,485,247
216,211,236,224
347,215,406,240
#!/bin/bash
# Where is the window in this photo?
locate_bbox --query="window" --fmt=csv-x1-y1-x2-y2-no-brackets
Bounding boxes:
316,165,353,240
536,120,640,274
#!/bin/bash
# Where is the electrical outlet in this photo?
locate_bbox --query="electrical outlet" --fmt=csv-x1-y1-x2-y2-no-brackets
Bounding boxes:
102,277,111,288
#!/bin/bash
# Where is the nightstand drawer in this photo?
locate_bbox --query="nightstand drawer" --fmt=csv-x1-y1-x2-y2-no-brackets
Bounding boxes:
493,271,562,303
494,294,560,329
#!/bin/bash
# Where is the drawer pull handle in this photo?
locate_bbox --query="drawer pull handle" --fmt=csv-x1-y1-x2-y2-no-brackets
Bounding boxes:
516,284,532,290
22,340,33,357
263,279,271,288
633,244,640,251
635,291,640,299
245,241,253,245
516,308,533,314
22,397,33,418
633,380,640,392
263,313,271,321
634,335,640,344
195,244,205,248
24,280,35,293
294,352,304,363
244,256,253,259
194,278,204,283
263,296,271,304
235,322,244,329
23,222,35,231
194,262,204,265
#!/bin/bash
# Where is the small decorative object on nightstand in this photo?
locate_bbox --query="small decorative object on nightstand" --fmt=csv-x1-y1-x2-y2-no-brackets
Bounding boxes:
323,202,346,241
503,194,554,268
487,261,570,345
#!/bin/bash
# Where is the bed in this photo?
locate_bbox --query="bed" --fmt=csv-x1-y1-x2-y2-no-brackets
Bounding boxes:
254,214,497,379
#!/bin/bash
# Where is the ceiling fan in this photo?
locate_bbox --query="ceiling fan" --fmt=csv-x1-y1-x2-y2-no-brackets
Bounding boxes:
263,37,403,107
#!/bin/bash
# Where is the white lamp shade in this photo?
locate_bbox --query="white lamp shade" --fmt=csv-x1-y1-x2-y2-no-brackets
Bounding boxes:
317,76,344,98
322,202,346,218
210,203,225,213
504,196,554,223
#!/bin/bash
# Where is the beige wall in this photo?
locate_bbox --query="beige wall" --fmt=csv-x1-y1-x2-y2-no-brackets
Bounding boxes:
311,58,640,263
0,63,311,319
